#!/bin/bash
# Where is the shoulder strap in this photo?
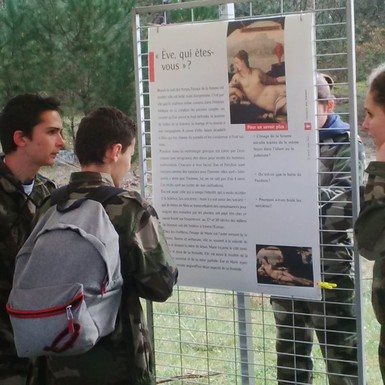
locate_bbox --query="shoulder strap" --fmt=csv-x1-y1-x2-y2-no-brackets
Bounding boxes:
50,185,125,213
86,185,125,206
50,185,70,206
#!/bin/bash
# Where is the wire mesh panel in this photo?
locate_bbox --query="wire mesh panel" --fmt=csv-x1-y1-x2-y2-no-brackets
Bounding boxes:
132,1,370,384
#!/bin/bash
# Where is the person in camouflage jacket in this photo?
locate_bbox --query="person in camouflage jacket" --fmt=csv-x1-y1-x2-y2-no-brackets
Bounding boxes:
271,74,365,385
0,94,64,384
354,63,385,384
28,107,178,385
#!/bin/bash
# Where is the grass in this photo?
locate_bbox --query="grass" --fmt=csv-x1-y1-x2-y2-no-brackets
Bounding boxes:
150,277,381,385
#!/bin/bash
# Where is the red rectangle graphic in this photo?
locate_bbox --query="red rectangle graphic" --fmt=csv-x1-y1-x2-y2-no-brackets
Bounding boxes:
149,51,155,83
245,123,288,132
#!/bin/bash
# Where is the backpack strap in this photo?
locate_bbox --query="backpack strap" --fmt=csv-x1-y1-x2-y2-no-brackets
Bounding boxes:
50,185,125,213
50,185,70,206
86,185,125,206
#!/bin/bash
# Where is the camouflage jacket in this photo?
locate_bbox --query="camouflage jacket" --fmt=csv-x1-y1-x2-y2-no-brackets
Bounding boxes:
318,120,365,275
29,171,178,385
0,158,55,365
354,161,385,324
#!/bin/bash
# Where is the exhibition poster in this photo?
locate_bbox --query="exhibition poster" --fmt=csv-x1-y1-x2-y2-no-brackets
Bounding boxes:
148,13,321,299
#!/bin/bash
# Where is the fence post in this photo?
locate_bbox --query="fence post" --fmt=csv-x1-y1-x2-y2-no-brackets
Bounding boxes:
237,293,256,385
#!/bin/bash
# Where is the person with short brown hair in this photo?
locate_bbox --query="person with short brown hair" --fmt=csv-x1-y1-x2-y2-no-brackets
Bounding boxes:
0,93,64,384
28,106,178,385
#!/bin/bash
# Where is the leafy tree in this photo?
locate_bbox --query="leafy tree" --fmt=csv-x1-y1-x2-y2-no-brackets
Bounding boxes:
354,0,385,22
0,0,47,101
0,0,136,144
32,0,135,112
354,0,385,80
355,22,385,81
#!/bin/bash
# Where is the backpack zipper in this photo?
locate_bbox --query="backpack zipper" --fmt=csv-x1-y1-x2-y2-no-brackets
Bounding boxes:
66,304,74,334
7,293,84,335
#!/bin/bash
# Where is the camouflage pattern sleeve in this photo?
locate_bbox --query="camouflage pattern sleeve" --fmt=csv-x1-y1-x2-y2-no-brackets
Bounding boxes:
320,137,365,232
354,162,385,325
130,209,178,301
354,161,385,261
108,192,178,303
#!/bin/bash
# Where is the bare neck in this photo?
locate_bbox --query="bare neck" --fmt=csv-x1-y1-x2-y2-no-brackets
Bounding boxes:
81,164,111,174
4,153,40,184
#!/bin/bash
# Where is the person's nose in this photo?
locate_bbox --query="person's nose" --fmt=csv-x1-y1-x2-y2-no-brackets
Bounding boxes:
362,117,369,132
57,133,65,148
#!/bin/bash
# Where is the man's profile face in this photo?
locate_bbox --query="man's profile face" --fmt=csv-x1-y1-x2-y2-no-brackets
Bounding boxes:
23,110,64,167
363,91,385,150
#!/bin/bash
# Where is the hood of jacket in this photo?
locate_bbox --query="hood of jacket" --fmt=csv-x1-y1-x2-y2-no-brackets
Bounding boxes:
319,114,349,141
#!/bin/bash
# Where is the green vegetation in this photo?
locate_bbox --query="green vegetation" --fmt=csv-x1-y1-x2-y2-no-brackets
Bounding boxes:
0,0,136,144
150,273,381,384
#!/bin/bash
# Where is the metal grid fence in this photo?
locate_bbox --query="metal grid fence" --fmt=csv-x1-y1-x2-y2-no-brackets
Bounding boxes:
132,1,373,384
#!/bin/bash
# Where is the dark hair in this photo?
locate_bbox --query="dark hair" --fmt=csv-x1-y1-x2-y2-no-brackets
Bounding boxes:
368,64,385,110
0,93,61,154
234,50,250,68
75,107,137,166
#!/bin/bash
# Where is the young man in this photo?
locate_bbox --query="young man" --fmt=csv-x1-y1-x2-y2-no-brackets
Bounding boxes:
0,93,64,384
271,74,365,385
29,107,178,385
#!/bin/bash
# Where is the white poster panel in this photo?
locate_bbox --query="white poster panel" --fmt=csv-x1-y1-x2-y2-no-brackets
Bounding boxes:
148,14,321,299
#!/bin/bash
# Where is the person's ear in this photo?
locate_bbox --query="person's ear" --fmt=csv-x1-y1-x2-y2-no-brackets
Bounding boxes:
110,143,122,162
326,99,335,114
13,131,28,148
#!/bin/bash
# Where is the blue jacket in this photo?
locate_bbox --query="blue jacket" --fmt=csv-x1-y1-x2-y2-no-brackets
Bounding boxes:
319,114,349,142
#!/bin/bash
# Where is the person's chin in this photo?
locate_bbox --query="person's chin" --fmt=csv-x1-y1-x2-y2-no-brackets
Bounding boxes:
45,156,56,166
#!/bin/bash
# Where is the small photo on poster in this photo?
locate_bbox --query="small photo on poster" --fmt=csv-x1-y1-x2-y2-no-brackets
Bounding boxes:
256,245,314,287
227,18,287,125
